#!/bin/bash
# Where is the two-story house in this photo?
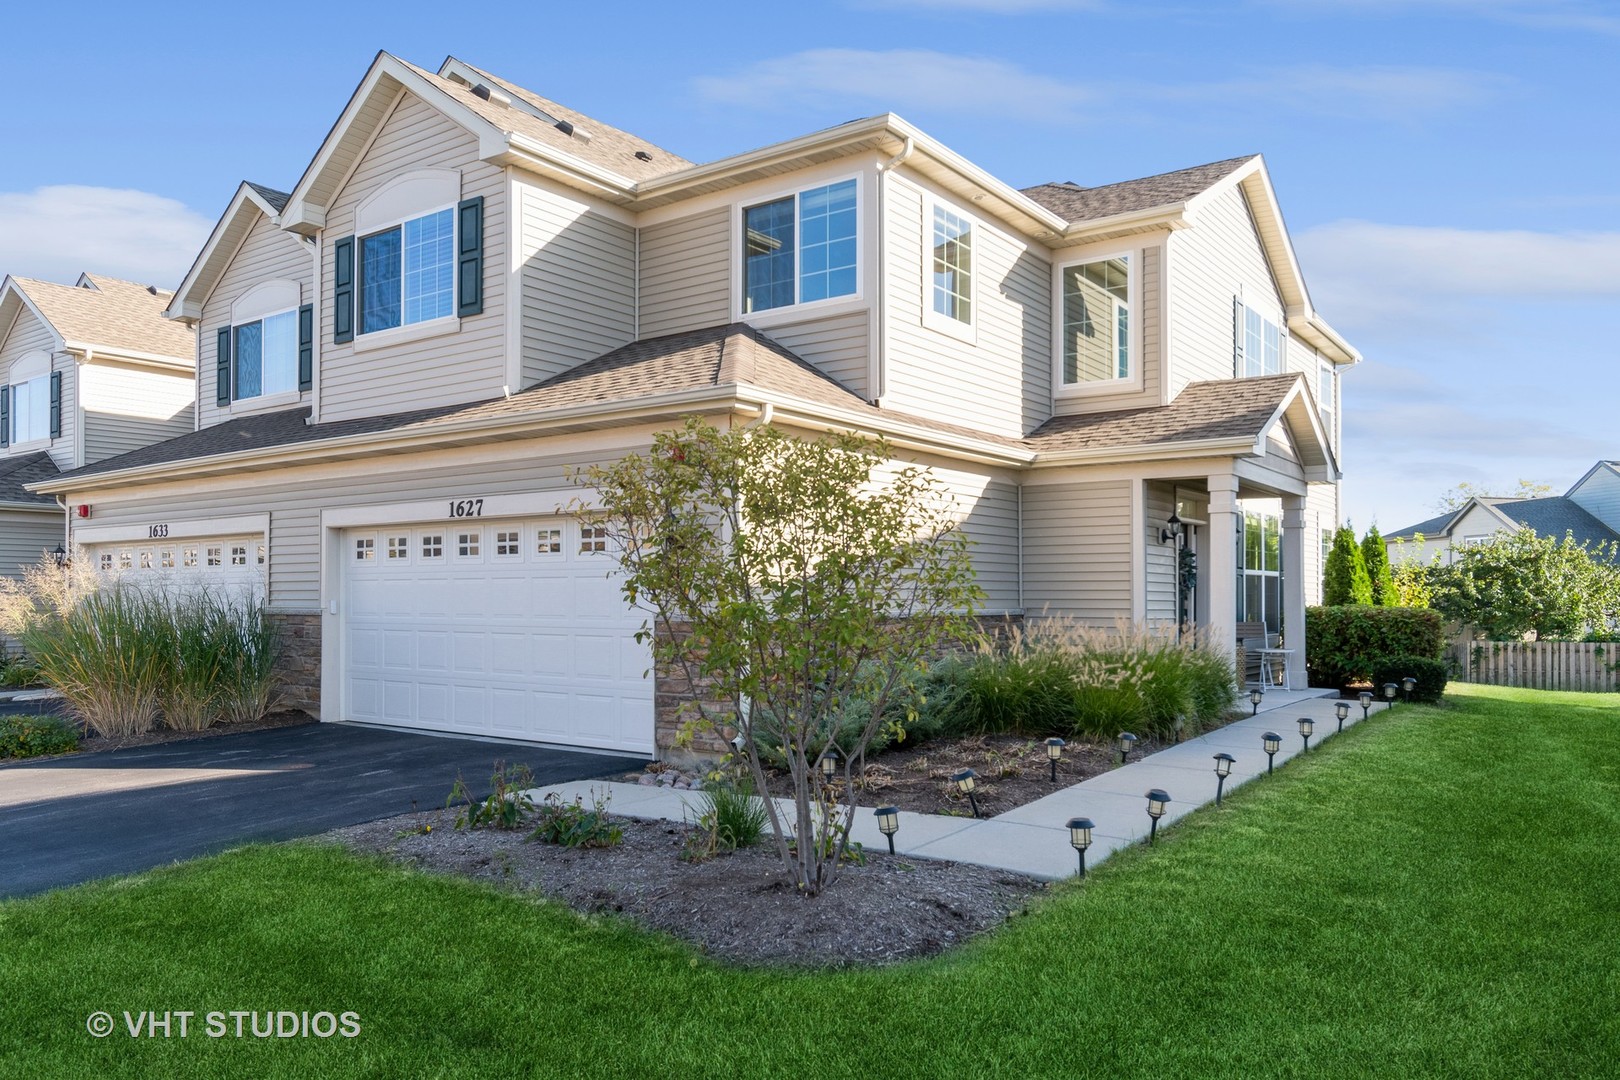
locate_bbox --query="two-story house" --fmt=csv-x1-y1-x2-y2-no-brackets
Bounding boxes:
32,53,1358,759
0,273,194,577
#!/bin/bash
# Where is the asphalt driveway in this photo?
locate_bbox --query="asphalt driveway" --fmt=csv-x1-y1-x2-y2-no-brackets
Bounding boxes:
0,719,637,899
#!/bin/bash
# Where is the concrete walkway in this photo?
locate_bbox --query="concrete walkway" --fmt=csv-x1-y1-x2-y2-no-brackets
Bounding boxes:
530,687,1388,881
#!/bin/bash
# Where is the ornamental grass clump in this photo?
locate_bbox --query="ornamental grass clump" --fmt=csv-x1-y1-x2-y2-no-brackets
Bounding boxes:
19,587,171,738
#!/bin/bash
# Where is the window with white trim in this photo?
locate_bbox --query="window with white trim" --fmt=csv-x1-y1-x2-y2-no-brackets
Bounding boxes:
138,550,153,570
234,309,298,400
1239,509,1282,634
183,547,199,569
1059,254,1132,386
99,552,113,572
119,550,133,570
929,204,973,326
457,531,481,558
421,533,444,559
1235,301,1281,377
742,178,858,313
536,528,562,555
206,545,222,567
6,352,52,444
495,530,521,557
353,538,374,562
580,525,608,554
230,545,248,567
360,208,455,334
387,535,409,560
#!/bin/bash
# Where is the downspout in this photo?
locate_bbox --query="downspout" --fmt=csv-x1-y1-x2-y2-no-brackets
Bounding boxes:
873,137,915,406
57,496,70,553
306,234,322,424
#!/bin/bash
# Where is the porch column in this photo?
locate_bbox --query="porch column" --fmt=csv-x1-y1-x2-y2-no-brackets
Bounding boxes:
1281,496,1308,689
1206,474,1240,664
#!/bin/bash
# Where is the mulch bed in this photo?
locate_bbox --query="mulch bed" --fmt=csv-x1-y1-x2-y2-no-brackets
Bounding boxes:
327,807,1047,968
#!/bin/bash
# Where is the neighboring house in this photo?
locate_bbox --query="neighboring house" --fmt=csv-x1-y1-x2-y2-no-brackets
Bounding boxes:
1387,462,1620,565
30,53,1358,759
0,274,194,578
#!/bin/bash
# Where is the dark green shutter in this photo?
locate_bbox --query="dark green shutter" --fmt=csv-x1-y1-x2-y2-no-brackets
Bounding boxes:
298,303,314,391
216,326,232,406
1,386,9,448
332,235,355,344
457,196,483,317
48,371,61,439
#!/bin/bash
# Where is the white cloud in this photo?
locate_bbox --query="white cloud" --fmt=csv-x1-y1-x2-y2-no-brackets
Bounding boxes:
696,51,1495,127
1257,0,1620,34
0,186,211,289
694,50,1095,123
1298,220,1620,335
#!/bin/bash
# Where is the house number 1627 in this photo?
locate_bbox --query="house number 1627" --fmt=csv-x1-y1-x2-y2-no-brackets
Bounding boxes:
448,499,484,518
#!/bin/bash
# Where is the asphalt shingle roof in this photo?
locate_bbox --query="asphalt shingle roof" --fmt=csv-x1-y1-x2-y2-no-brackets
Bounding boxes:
245,182,291,213
1020,156,1257,223
1385,511,1459,542
12,276,193,360
1024,372,1301,453
0,451,61,506
408,58,692,183
1489,497,1620,554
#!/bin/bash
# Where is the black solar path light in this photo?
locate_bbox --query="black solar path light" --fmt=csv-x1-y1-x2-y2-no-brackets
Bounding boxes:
1213,753,1235,806
1249,688,1264,715
1298,716,1314,753
1067,817,1094,877
1045,737,1066,782
1116,732,1138,765
1262,731,1282,774
1402,676,1417,704
953,769,981,818
1335,701,1351,733
1383,683,1399,711
1145,789,1171,844
1358,690,1374,721
874,806,900,854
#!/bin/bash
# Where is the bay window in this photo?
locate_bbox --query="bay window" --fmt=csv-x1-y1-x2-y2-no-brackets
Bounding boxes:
743,179,858,313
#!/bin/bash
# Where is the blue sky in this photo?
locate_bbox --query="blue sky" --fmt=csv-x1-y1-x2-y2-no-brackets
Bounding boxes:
4,0,1616,532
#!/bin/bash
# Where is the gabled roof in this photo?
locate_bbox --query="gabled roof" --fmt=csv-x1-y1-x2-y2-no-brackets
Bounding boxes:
1384,510,1462,543
0,451,61,508
1488,496,1620,553
0,275,193,364
165,181,295,323
1024,372,1336,476
1567,459,1620,498
1021,156,1257,223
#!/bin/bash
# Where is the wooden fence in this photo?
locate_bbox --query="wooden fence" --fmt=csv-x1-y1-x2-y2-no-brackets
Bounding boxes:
1447,639,1620,692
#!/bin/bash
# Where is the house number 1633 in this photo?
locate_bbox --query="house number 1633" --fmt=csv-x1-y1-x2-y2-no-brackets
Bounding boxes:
447,499,484,518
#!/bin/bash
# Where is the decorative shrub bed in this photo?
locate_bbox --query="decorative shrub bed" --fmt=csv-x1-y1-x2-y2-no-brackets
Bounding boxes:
0,713,79,759
1305,606,1447,694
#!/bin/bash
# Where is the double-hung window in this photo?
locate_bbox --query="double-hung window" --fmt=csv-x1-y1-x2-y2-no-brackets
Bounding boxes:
234,309,299,399
1318,360,1336,436
742,178,858,313
360,207,455,334
1235,301,1281,377
1059,254,1132,387
1240,508,1282,634
2,353,57,446
928,203,973,329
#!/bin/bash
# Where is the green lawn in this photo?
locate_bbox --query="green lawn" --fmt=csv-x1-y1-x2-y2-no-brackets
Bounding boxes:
3,683,1616,1079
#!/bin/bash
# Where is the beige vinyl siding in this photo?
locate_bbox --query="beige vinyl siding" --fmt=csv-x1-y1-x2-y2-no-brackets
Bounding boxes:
80,362,195,464
517,178,635,386
199,213,313,429
1166,185,1281,397
319,92,508,423
1569,465,1620,531
0,308,77,470
1145,481,1178,622
760,310,870,399
638,207,731,339
0,511,61,579
883,173,1052,437
1021,478,1133,622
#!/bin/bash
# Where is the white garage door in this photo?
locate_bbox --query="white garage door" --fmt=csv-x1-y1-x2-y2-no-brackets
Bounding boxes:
341,517,653,753
87,536,266,603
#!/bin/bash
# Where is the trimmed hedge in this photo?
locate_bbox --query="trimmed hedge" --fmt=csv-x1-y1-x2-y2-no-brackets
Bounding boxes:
1306,605,1445,689
1369,655,1449,704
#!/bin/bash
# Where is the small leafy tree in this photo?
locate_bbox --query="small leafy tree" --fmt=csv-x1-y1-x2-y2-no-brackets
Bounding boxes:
579,418,982,895
1361,524,1396,607
1429,530,1620,640
1389,538,1437,609
1433,479,1554,514
1323,526,1372,606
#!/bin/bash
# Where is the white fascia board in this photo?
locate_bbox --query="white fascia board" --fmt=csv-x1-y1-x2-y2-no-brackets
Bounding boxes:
1031,436,1261,468
494,132,638,203
64,343,193,370
167,183,269,320
1058,203,1191,243
0,279,69,353
0,502,61,515
736,388,1033,468
1286,312,1361,366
